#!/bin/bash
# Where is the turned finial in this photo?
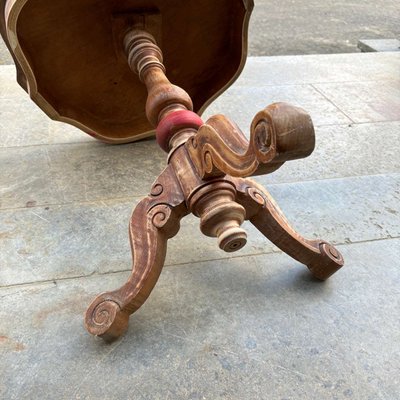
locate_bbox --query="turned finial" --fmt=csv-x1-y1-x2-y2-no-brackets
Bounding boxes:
189,181,248,252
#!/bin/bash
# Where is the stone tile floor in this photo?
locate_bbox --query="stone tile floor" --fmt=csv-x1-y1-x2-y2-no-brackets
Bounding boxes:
0,52,399,399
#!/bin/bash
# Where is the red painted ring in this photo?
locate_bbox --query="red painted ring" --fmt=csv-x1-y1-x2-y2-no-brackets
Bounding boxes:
156,110,203,152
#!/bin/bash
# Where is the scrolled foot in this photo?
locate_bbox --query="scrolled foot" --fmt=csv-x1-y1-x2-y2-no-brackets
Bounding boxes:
85,296,129,342
307,241,344,280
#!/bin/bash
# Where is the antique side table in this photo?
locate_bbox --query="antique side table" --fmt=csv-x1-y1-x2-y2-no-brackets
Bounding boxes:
1,0,344,341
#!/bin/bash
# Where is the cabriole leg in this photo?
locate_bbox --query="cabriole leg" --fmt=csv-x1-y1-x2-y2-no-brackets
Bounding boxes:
234,178,344,280
85,166,188,341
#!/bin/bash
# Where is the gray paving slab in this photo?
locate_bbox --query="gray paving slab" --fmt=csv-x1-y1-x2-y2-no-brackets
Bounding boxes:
0,41,13,65
203,84,352,127
234,53,400,87
2,52,400,148
0,140,165,209
0,239,399,400
248,0,400,56
0,145,61,209
0,66,19,96
1,0,400,61
0,96,92,147
0,96,52,146
1,173,399,287
0,66,95,146
257,121,400,186
0,81,352,149
358,39,400,53
313,80,400,123
0,51,399,399
1,121,399,210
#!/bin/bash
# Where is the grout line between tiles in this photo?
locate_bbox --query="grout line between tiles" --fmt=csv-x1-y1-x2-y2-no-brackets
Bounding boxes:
310,83,356,124
0,171,399,212
0,236,398,291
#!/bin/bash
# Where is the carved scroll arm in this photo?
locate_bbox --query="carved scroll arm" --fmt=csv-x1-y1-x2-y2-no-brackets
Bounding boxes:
233,177,344,280
187,102,315,180
85,165,188,341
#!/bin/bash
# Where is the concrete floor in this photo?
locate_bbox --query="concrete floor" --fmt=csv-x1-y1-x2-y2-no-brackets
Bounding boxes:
1,0,400,63
1,52,399,399
248,0,400,56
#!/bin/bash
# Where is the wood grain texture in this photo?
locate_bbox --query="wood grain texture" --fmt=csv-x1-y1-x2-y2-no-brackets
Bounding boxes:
123,29,203,151
1,7,344,340
187,102,316,179
233,177,344,280
1,0,253,143
83,29,343,340
85,165,188,341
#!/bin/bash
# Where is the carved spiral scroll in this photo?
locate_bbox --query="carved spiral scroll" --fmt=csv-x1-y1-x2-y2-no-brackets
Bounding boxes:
187,102,316,179
246,187,266,207
85,165,188,341
150,183,164,197
85,298,129,341
150,204,173,229
233,177,344,281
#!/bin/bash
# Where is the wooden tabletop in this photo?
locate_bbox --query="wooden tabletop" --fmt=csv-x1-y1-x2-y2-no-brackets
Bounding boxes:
0,0,253,144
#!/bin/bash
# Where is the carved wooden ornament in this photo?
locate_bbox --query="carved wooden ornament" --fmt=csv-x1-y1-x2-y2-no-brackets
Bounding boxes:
0,3,344,342
84,30,344,341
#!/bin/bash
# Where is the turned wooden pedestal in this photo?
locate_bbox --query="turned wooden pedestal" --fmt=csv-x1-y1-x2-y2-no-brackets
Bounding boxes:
1,1,344,342
83,30,344,341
